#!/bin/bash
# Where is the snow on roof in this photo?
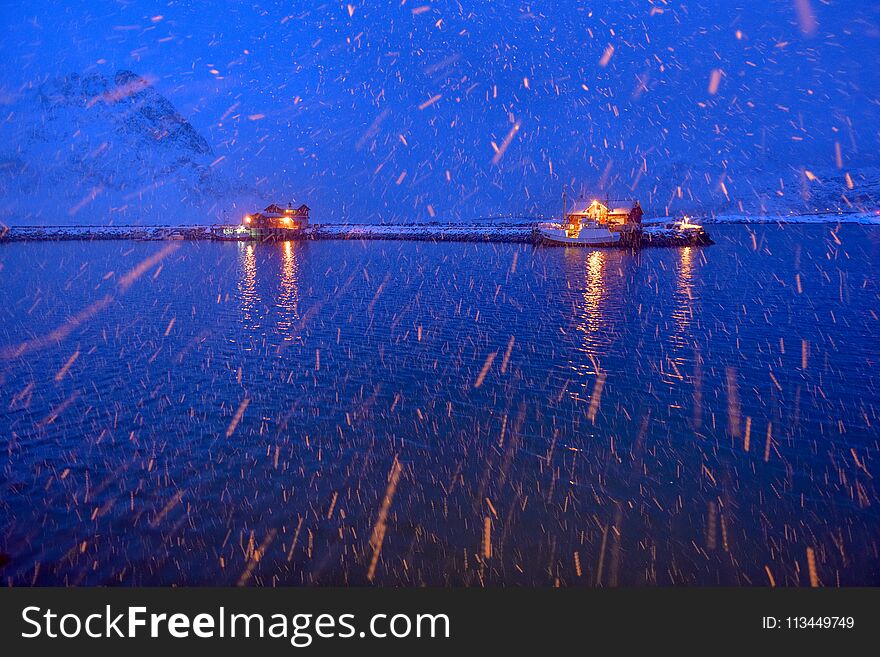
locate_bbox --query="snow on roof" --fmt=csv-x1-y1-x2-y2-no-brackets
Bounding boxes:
261,202,309,215
566,200,596,215
567,199,637,215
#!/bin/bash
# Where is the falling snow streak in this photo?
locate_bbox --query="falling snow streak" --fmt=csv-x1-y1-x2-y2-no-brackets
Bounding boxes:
491,122,521,165
226,397,250,438
367,456,403,582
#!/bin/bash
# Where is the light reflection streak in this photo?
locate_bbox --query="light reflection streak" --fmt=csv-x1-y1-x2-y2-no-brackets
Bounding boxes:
663,246,697,385
568,249,608,388
276,240,301,341
238,242,261,331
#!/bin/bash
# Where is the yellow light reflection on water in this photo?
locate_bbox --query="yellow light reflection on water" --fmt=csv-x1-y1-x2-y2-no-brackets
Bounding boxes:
672,246,694,342
580,250,607,355
238,242,260,330
565,249,608,397
276,240,301,341
664,245,697,386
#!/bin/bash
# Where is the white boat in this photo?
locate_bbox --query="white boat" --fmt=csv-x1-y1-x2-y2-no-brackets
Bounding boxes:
537,221,620,246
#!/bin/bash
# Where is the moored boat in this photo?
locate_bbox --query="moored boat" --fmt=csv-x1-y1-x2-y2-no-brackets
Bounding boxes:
537,221,620,245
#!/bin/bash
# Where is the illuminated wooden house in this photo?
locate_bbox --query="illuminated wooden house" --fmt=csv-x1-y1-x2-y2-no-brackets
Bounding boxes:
567,199,643,230
243,203,311,231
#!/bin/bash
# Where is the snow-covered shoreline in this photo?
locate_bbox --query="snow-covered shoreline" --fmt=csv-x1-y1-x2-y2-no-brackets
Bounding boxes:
312,222,534,243
1,211,877,246
0,222,710,247
0,225,217,241
684,211,880,225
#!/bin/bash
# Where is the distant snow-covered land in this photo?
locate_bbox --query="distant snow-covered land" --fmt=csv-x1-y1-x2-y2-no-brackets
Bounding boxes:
642,211,879,225
688,211,879,225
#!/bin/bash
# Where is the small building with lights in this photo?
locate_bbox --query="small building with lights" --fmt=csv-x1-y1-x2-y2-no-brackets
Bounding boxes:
567,199,643,229
244,203,311,232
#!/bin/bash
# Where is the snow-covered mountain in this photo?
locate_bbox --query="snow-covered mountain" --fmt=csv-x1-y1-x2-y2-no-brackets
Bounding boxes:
0,70,256,225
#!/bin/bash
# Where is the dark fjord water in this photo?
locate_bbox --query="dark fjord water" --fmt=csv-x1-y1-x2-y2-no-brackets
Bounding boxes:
1,225,878,586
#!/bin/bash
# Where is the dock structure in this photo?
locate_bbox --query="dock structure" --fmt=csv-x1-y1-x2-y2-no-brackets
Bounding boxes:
0,221,713,247
1,195,713,247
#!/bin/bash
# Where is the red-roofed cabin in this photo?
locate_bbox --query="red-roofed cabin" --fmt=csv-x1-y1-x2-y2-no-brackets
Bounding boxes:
244,203,310,230
567,199,642,230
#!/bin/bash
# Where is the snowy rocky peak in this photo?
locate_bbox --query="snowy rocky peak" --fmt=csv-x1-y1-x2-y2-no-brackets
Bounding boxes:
36,70,212,157
0,69,256,224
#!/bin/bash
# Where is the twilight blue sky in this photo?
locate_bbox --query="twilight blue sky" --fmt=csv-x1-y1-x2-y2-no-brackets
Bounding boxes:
1,0,878,220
